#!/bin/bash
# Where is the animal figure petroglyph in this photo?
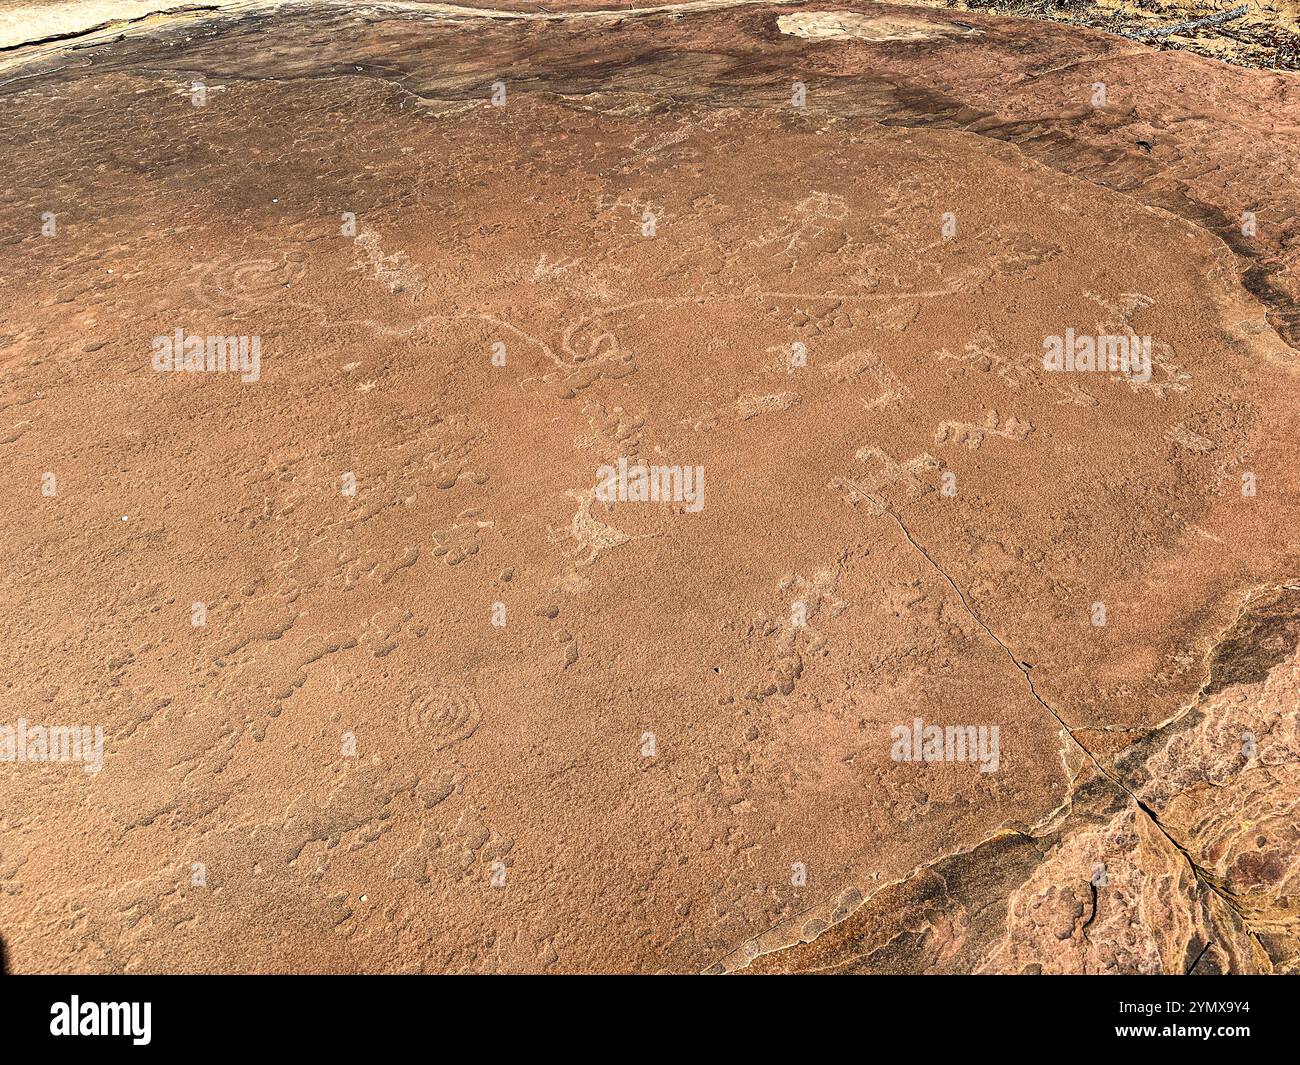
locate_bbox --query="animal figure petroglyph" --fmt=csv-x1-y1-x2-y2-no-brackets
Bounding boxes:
752,192,848,255
352,228,426,297
935,411,1034,450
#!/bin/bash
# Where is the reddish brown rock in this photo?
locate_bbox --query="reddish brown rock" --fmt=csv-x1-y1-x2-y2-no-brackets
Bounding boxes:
0,0,1296,974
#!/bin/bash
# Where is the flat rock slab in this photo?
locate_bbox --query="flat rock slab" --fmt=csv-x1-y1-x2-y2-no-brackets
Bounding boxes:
0,0,1296,973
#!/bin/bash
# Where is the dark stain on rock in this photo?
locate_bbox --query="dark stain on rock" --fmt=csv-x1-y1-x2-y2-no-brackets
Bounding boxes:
1203,586,1300,697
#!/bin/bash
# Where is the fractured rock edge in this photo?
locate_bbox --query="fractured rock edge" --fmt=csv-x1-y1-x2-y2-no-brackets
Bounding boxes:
713,580,1300,974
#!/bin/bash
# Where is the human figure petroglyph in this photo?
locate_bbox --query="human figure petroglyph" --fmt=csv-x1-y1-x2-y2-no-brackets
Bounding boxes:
831,446,941,515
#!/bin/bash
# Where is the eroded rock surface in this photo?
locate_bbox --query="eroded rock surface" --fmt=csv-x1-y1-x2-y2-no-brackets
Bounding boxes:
0,0,1296,973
